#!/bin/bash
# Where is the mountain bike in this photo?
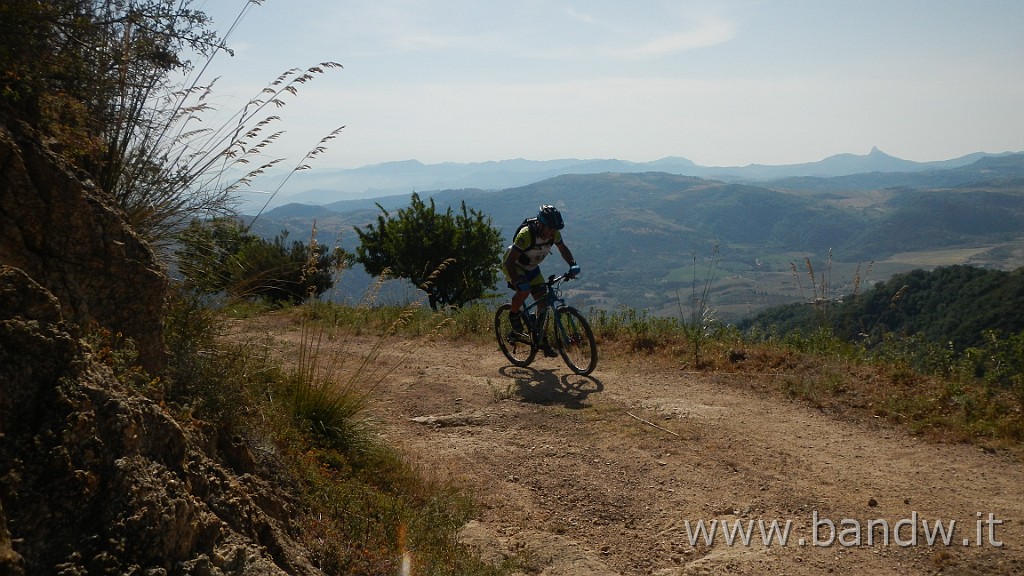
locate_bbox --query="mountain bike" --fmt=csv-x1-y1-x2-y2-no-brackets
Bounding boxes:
494,271,598,376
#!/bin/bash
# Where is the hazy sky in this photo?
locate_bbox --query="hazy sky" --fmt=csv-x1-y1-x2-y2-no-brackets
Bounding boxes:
190,0,1024,170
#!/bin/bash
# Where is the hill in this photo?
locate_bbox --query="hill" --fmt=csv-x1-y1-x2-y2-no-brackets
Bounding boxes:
766,153,1024,194
244,148,1017,212
250,154,1024,322
742,265,1024,351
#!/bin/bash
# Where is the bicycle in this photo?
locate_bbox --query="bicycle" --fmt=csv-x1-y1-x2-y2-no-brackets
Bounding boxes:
494,271,598,376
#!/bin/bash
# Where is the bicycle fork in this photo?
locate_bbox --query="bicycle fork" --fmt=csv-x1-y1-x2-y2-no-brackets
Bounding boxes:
525,308,547,345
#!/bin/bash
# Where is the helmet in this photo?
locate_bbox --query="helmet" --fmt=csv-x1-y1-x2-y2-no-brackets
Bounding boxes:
537,204,564,230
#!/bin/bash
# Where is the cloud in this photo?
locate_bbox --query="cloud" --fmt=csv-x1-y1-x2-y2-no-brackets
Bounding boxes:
557,5,738,60
561,6,601,27
613,16,736,58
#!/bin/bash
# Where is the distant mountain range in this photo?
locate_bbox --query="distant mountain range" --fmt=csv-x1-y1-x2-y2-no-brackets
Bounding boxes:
243,147,1019,211
246,152,1024,321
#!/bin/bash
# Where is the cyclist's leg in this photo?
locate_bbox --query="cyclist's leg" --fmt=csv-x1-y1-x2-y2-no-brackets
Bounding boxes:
527,269,548,323
529,272,557,356
528,270,546,301
510,289,529,315
508,266,540,313
507,266,539,334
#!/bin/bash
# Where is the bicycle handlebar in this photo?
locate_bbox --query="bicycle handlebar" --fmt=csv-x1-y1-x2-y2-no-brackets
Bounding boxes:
547,270,579,284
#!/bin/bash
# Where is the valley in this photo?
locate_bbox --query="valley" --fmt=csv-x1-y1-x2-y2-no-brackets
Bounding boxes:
247,153,1024,323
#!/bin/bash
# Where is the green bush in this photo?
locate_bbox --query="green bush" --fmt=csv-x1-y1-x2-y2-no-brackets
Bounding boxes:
177,218,347,305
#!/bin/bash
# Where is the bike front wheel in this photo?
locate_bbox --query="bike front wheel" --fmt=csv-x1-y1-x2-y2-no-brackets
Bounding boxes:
495,304,537,367
552,306,598,375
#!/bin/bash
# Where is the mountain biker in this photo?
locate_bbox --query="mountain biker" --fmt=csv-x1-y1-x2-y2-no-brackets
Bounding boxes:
502,204,580,356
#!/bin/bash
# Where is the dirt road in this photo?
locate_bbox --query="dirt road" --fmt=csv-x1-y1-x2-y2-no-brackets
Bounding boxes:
252,318,1024,575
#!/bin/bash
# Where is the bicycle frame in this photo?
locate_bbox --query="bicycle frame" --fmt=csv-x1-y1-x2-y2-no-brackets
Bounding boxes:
518,274,569,341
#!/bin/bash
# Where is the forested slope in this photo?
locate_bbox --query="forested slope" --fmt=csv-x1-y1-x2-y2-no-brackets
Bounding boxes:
742,265,1024,350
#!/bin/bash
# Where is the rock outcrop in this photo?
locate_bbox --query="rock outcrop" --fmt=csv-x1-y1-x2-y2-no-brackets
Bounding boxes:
0,266,320,575
0,120,166,373
0,118,319,573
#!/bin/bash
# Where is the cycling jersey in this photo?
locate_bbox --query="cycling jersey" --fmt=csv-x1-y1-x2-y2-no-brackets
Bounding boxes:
504,220,563,271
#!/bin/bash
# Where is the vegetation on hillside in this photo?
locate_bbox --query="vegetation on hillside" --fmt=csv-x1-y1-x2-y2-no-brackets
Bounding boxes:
735,264,1024,440
1,0,342,251
742,265,1024,351
1,0,225,243
0,0,217,166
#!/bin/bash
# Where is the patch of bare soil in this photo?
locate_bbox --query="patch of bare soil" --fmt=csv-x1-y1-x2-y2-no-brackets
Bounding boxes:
242,316,1024,576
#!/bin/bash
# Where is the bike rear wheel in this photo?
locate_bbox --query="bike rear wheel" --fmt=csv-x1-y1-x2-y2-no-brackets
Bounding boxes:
495,304,537,367
552,306,598,375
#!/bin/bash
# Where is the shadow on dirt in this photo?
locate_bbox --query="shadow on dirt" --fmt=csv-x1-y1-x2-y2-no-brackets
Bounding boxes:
498,366,604,409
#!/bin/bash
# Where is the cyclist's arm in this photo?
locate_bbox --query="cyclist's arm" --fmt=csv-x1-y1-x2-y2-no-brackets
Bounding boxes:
556,241,576,266
504,246,523,280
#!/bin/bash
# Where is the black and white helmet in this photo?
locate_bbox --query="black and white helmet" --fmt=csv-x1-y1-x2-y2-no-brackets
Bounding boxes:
537,204,564,230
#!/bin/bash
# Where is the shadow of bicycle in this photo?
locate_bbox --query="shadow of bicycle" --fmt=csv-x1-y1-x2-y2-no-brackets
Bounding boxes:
497,365,604,409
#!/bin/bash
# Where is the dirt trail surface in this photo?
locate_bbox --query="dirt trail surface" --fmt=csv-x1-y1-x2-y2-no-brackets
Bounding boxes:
238,315,1024,576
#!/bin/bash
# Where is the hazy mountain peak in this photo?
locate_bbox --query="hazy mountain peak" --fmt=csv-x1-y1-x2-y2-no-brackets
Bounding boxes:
255,150,1019,211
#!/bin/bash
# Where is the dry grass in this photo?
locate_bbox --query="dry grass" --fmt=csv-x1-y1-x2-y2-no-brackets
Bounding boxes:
535,319,1024,457
289,297,1022,457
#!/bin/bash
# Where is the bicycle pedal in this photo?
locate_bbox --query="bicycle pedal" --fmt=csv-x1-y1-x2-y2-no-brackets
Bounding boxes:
541,345,558,358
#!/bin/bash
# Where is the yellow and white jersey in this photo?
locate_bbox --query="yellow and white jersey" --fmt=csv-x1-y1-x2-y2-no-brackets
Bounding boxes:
504,221,562,271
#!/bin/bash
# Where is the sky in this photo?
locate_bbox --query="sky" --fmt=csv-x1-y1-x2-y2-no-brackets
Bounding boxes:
188,0,1024,171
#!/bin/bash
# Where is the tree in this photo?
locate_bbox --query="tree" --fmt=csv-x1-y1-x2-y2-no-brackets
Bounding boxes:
177,218,346,305
354,193,503,310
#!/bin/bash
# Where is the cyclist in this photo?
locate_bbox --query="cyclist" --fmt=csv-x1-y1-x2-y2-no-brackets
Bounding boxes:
502,204,580,356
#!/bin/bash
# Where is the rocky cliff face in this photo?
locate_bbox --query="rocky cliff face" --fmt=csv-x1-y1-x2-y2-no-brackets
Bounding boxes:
0,120,166,373
0,267,320,575
0,120,319,574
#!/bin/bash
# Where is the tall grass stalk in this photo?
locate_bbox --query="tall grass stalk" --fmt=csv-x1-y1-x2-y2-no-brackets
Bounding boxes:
98,0,345,253
278,256,514,573
284,247,465,452
283,231,411,451
788,251,837,332
679,245,720,366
